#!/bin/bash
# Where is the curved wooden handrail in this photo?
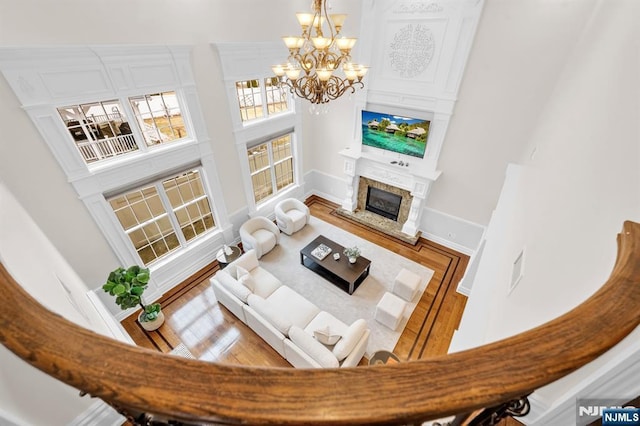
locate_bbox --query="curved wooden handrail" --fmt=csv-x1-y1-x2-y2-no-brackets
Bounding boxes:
1,221,639,425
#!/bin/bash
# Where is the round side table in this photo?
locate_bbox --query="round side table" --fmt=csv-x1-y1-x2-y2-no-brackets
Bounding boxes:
368,350,400,366
216,245,242,268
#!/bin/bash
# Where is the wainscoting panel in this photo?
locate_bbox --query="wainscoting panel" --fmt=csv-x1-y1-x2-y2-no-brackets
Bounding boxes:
306,169,484,255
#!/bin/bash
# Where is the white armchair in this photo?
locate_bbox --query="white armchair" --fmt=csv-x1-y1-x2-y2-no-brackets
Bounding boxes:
274,198,310,235
239,216,280,259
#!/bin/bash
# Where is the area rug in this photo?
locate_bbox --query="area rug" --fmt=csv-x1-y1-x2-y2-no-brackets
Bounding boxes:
259,216,434,357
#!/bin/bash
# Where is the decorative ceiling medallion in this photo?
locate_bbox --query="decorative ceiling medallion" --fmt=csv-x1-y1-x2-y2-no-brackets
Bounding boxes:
394,2,444,14
389,24,435,78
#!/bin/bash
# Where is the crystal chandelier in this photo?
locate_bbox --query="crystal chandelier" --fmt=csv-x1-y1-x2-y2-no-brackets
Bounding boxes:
272,0,369,106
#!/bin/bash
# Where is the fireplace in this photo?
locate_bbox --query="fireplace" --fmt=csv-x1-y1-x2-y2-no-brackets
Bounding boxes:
366,187,402,221
337,148,436,245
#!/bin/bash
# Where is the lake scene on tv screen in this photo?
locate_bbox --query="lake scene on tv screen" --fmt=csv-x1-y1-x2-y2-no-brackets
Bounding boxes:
361,110,429,158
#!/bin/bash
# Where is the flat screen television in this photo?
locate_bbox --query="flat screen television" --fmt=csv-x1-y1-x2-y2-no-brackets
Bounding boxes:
361,110,429,158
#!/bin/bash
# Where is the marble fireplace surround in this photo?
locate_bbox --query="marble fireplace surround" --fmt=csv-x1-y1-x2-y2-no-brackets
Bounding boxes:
358,176,411,222
337,149,440,245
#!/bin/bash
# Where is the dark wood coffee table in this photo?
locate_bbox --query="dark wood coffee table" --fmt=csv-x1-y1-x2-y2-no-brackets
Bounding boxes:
299,235,371,295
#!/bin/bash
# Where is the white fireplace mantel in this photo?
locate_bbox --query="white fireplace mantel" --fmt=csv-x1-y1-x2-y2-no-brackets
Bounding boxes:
339,147,441,238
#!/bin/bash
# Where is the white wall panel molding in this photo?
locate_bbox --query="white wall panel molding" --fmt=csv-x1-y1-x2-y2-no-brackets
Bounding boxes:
304,169,346,207
214,42,306,217
232,112,298,145
25,106,91,180
213,43,287,82
357,0,483,176
419,206,484,255
0,45,193,106
0,46,233,315
307,167,481,254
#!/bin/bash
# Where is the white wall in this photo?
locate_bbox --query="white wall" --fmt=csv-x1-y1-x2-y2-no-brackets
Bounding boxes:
453,0,640,421
431,0,601,226
0,181,125,425
0,0,310,290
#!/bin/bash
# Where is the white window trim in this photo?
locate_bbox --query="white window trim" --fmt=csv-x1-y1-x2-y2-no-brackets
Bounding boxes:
0,45,234,300
214,42,306,217
248,134,296,206
235,77,292,125
108,166,218,266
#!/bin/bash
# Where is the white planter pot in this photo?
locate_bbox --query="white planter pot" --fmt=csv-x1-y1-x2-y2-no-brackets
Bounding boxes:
139,310,165,331
348,256,357,264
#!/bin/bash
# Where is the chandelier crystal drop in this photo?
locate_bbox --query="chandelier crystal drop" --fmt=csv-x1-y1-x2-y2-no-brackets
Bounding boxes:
272,0,369,105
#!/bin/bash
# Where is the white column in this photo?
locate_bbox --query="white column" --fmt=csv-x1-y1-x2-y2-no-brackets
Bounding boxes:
339,151,359,212
401,178,430,237
401,195,423,236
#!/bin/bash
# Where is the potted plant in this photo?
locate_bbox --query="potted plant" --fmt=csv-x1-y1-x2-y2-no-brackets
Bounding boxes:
102,265,165,331
343,246,361,264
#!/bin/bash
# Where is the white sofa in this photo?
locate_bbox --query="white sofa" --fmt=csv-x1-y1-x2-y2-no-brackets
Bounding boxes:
210,249,370,368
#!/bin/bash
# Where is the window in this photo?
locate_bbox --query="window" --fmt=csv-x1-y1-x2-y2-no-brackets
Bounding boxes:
247,134,294,203
58,91,189,164
236,77,290,123
58,100,137,164
129,91,187,146
265,77,289,115
236,80,264,122
109,169,215,265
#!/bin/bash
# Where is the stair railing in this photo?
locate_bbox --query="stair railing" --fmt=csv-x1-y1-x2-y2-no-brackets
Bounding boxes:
0,221,639,425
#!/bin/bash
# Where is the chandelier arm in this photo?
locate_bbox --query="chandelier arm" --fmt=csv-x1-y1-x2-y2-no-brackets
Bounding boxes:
275,0,368,106
322,0,337,40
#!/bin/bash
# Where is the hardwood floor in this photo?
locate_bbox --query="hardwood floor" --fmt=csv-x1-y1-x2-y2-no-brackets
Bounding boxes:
122,195,470,365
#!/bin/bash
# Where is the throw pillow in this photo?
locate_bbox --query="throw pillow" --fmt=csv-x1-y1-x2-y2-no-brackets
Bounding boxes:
313,326,341,346
289,326,339,368
215,271,251,303
238,273,255,292
332,319,367,361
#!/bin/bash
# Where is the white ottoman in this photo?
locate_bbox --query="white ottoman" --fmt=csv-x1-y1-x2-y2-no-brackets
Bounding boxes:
375,292,406,331
393,268,422,301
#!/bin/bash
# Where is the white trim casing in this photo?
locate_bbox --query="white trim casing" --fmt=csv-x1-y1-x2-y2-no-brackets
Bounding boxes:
0,45,232,297
214,42,306,217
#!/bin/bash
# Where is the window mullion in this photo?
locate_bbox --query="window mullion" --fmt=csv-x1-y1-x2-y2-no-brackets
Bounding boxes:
266,141,277,195
156,182,188,247
120,97,149,154
261,83,268,119
124,212,169,234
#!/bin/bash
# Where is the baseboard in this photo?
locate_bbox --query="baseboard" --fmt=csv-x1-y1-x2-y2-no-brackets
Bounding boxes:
421,231,476,256
419,207,484,255
68,400,124,426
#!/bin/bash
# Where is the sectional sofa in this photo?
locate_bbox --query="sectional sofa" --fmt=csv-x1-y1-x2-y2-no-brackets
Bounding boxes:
210,249,370,368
